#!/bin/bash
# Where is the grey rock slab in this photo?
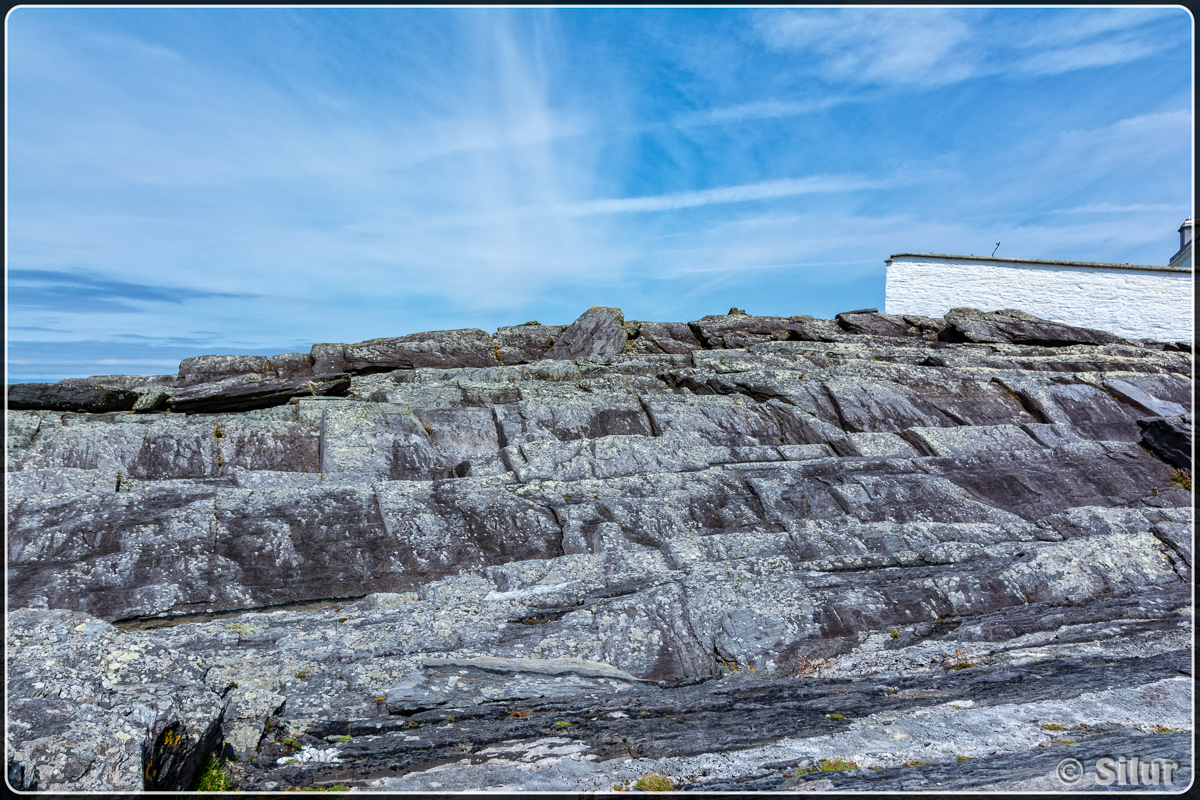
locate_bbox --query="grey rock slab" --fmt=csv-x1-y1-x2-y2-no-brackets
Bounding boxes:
1138,413,1192,471
1101,375,1191,417
177,353,315,386
6,467,120,497
942,308,1127,347
7,382,139,413
58,373,180,389
900,424,1041,457
993,377,1149,442
494,395,653,446
385,656,645,714
19,417,320,479
6,409,61,470
6,608,226,791
413,406,502,468
374,478,564,586
167,373,350,414
688,313,801,349
544,307,628,360
624,320,703,354
786,315,856,343
504,435,709,482
921,441,1189,520
342,328,501,373
494,323,566,365
319,402,450,480
310,342,349,376
835,311,923,338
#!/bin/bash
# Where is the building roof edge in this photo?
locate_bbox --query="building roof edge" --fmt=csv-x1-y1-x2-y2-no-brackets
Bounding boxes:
885,252,1192,273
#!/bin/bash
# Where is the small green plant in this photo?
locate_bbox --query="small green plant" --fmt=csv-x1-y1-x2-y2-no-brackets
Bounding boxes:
444,717,455,723
956,756,973,761
553,720,570,728
194,754,232,791
336,735,352,743
295,672,309,680
945,650,977,670
827,713,845,720
1040,723,1067,731
1169,469,1191,491
903,760,934,767
407,721,420,728
283,737,302,748
290,787,349,792
817,757,859,772
889,627,901,639
633,773,675,791
1153,724,1179,733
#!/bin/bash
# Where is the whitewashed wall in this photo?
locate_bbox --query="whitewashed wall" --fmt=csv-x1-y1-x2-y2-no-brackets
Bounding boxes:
885,255,1194,342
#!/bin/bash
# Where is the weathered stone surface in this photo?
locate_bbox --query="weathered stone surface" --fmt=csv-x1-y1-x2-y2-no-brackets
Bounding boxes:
343,329,500,373
835,311,922,338
785,315,852,342
545,307,627,360
59,373,180,389
166,373,350,414
624,320,703,354
5,306,1194,792
6,608,226,791
177,353,315,386
941,308,1127,347
689,313,798,349
1138,413,1192,472
8,382,139,413
494,323,567,365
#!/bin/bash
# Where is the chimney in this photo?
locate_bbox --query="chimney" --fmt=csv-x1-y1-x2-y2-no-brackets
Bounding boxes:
1179,218,1193,252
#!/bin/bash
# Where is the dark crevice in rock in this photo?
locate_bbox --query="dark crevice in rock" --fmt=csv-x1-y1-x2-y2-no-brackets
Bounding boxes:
112,596,369,631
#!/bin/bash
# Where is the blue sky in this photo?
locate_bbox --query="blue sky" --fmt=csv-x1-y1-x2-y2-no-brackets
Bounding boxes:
5,6,1193,381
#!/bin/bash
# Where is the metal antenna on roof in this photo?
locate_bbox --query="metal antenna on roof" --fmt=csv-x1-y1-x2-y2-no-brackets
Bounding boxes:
991,242,1001,257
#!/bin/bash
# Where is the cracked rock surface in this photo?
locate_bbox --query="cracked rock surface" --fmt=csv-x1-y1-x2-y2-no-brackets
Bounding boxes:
5,306,1193,792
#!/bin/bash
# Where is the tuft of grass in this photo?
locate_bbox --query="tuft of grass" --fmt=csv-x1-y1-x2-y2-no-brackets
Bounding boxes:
553,720,570,728
336,735,352,743
889,627,901,639
1040,723,1067,731
903,760,934,767
633,773,675,792
945,649,977,670
407,721,420,728
283,737,302,748
956,756,973,761
1169,469,1191,491
1153,724,1179,733
817,757,859,772
194,754,232,792
827,713,845,720
295,672,309,680
285,786,349,792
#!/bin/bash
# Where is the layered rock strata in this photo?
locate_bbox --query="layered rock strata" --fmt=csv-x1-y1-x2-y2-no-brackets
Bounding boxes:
5,307,1193,792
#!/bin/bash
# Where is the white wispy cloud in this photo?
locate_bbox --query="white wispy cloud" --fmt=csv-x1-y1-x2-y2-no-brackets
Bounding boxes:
1051,203,1185,215
756,8,1182,87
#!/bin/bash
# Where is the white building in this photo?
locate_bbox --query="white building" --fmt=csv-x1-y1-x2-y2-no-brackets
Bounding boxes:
885,224,1194,342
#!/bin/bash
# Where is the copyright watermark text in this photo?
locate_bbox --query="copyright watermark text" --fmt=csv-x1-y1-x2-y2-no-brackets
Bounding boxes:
1056,755,1181,787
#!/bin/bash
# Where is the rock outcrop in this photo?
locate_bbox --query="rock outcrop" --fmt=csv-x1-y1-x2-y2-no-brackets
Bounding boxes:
5,305,1193,792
